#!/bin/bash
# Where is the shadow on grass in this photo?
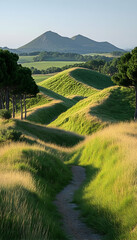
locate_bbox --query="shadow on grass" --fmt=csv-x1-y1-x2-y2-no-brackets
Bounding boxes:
90,87,135,122
39,86,73,107
75,164,123,240
27,102,68,125
71,68,114,90
15,119,85,147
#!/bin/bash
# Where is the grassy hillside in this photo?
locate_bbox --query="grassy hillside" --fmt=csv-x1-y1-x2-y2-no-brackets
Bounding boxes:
67,122,137,240
27,101,69,125
39,68,111,97
0,65,137,240
0,141,71,240
49,86,135,135
70,68,114,89
15,120,84,147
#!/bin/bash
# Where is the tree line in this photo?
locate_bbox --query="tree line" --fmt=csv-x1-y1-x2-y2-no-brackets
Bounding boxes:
30,57,119,76
0,50,39,120
33,51,114,62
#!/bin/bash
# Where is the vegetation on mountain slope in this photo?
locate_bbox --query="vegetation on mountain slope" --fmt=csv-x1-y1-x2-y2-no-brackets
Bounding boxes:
39,68,112,97
49,86,135,135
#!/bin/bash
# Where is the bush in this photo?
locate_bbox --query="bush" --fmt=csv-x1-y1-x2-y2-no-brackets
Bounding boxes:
0,110,11,119
0,129,22,142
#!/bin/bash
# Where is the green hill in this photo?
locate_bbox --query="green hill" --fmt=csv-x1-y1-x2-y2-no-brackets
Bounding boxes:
49,86,135,135
38,68,113,97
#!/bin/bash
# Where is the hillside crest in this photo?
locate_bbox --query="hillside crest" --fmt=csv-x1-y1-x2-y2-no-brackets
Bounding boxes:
18,31,124,54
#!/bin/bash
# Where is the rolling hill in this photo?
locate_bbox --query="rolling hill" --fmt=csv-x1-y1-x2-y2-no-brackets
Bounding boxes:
38,68,113,97
1,66,137,240
18,31,124,54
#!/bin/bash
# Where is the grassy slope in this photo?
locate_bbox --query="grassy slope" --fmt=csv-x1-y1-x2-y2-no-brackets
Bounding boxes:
38,68,101,97
70,68,114,90
15,120,84,147
50,86,135,135
27,101,69,125
0,118,84,240
1,66,137,240
67,122,137,240
29,68,112,128
0,142,70,240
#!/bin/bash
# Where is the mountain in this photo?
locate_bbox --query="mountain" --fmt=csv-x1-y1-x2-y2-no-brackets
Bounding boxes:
18,31,124,54
0,46,19,54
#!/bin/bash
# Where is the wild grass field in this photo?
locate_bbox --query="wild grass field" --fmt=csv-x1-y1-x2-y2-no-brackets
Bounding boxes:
0,67,137,240
22,61,82,70
32,73,56,83
18,55,36,63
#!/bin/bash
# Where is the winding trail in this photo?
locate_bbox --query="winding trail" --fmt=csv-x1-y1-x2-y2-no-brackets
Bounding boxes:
55,166,101,240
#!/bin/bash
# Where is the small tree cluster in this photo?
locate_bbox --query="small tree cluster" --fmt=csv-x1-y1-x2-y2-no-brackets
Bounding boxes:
0,50,39,119
112,47,137,120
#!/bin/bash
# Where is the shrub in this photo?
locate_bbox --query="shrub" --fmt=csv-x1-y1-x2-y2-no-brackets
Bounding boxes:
0,110,11,119
0,129,22,142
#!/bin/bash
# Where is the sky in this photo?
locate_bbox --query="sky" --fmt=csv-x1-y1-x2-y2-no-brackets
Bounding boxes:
0,0,137,50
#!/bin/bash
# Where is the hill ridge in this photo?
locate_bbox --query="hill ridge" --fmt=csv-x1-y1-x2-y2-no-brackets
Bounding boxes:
18,31,124,54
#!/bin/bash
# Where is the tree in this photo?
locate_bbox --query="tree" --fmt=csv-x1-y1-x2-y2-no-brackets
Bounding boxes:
0,49,39,120
112,47,137,120
16,65,39,119
0,50,18,111
0,50,19,110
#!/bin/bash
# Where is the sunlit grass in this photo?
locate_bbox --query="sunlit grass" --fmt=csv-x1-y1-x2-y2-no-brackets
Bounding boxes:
22,61,82,70
0,142,71,240
39,68,99,97
50,86,135,135
68,122,137,240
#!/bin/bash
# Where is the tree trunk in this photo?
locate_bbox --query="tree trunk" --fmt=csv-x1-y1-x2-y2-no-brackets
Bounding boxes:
12,95,15,118
5,88,9,110
2,94,5,109
0,92,2,109
15,96,17,113
134,85,137,121
20,95,23,120
23,94,27,119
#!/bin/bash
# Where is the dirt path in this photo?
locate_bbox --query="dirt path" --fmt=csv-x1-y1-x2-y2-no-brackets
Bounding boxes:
55,166,101,240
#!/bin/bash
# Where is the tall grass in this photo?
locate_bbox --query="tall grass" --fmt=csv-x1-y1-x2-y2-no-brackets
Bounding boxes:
0,142,71,240
68,122,137,240
15,119,84,147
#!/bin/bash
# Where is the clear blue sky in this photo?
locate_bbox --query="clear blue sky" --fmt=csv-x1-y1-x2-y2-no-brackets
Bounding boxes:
1,0,137,49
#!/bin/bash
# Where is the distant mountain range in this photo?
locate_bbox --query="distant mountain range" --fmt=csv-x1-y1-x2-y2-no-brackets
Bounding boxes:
1,31,124,54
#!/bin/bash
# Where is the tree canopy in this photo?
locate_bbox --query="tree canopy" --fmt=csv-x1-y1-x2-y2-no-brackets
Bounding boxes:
0,49,39,119
112,47,137,119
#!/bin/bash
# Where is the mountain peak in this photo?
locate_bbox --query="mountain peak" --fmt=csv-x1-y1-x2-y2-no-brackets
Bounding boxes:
18,31,124,54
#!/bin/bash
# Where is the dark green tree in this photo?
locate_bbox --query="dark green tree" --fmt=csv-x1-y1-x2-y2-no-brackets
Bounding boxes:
112,47,137,120
0,50,18,110
16,65,39,119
